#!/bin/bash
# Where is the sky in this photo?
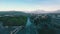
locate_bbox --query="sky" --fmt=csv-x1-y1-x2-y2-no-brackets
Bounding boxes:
0,0,60,12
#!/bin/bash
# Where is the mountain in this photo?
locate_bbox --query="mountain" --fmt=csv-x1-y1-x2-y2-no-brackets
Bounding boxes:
51,10,60,13
31,10,53,14
30,10,60,14
0,11,29,16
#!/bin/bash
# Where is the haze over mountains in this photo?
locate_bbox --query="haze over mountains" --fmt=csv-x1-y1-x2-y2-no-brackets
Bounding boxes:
0,10,60,15
31,10,60,14
0,11,28,16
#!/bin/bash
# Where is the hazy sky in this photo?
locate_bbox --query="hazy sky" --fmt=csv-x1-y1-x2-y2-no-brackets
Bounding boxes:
0,0,60,12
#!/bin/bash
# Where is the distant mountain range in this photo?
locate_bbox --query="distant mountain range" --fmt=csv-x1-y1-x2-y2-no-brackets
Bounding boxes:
51,10,60,13
0,11,29,16
30,10,60,14
0,10,60,16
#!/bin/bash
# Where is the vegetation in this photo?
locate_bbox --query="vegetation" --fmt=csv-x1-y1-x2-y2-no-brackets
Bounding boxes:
38,28,56,34
0,16,27,26
30,15,51,25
